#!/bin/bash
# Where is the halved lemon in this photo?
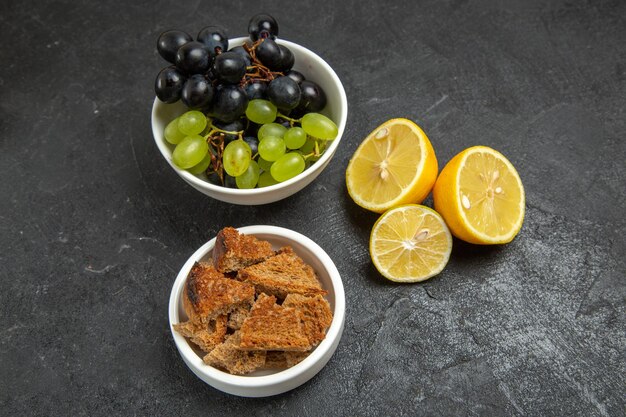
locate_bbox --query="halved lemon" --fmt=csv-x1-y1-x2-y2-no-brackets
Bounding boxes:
346,119,438,213
433,146,525,244
370,204,452,282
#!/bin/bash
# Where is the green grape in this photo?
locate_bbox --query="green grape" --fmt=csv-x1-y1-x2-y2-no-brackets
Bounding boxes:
172,135,209,169
270,152,306,182
240,140,252,154
258,171,279,188
257,157,273,172
299,137,316,154
245,99,277,124
258,136,286,162
187,152,211,175
258,123,287,141
284,127,307,149
236,160,260,189
200,117,213,136
301,113,338,140
223,140,252,177
178,110,207,135
164,117,186,144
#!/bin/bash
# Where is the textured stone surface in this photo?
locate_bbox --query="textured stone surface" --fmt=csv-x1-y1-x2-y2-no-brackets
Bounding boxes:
1,0,625,415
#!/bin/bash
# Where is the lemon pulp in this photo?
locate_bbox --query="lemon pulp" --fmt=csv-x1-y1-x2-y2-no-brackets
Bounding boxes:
434,146,525,244
346,119,438,213
370,204,452,282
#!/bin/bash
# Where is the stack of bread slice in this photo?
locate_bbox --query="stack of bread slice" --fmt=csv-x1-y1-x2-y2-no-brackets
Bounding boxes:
174,227,333,375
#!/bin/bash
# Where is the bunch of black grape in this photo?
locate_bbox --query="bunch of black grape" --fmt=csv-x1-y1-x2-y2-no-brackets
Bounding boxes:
154,14,327,123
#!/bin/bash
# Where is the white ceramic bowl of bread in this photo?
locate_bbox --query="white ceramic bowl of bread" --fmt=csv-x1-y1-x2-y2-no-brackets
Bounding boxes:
152,37,348,205
168,225,345,397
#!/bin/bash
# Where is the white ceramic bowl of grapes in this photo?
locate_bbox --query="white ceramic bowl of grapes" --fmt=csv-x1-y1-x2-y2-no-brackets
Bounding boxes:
151,14,347,205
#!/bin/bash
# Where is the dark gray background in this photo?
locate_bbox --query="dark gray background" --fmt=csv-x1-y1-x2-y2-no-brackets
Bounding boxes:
1,0,624,415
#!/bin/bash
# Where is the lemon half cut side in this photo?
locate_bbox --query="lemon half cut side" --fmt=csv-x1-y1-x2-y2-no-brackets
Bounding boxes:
433,146,525,244
346,119,438,213
370,204,452,282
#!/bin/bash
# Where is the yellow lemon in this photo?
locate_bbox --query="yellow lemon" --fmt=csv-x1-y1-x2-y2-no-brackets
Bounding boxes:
346,119,438,213
433,146,525,244
370,204,452,282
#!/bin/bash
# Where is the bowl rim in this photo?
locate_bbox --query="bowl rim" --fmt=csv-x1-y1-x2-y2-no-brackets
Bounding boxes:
168,225,346,388
152,37,348,195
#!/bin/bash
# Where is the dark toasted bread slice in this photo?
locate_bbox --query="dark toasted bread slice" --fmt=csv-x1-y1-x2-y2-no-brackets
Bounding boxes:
173,314,227,353
262,351,288,369
183,262,255,323
237,247,327,299
239,294,311,351
284,351,310,367
212,227,275,273
261,351,310,368
227,304,251,330
283,294,333,347
203,332,266,375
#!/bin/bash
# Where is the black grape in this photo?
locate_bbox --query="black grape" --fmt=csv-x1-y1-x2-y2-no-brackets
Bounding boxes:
213,119,246,143
274,117,291,128
285,70,305,84
245,82,267,100
175,41,212,75
155,66,186,103
197,26,229,54
207,171,222,186
267,76,301,110
229,46,252,67
248,14,278,41
211,85,249,123
213,51,246,84
294,80,327,114
181,74,214,109
274,45,294,72
243,136,259,155
256,38,282,70
224,174,237,188
245,121,260,138
157,30,192,63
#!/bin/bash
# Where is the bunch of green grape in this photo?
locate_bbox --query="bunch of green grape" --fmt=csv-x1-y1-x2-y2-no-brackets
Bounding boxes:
164,101,338,189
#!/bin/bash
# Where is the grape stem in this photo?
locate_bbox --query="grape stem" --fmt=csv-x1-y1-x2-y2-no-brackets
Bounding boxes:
301,138,326,161
276,113,302,127
240,40,284,87
207,136,225,185
205,126,244,141
203,125,245,185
